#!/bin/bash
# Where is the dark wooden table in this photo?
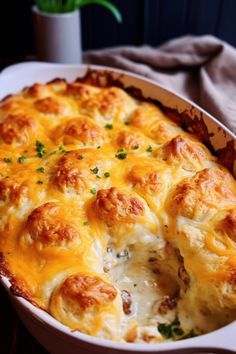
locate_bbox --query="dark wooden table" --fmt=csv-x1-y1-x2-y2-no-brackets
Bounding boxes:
0,285,49,354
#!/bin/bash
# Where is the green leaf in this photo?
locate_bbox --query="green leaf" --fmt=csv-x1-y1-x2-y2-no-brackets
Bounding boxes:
35,0,122,19
76,0,122,23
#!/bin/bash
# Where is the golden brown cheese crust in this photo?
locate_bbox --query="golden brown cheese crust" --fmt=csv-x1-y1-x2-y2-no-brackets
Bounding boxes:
54,116,105,146
0,79,236,343
26,202,78,246
0,178,28,203
169,168,236,220
60,273,117,311
93,187,145,225
0,113,36,144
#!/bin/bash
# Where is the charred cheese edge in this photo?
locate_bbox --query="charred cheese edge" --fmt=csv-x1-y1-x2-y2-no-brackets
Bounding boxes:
0,79,236,343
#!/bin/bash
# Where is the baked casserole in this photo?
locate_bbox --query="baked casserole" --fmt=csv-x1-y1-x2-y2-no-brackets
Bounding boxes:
0,76,236,344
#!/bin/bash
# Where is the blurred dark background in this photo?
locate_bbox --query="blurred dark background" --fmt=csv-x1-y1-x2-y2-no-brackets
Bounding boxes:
0,0,236,66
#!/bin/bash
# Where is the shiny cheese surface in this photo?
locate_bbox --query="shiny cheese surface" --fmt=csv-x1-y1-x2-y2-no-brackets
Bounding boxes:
0,79,236,343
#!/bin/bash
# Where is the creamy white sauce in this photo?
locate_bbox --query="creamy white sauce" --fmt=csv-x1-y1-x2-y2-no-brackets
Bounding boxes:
108,242,179,341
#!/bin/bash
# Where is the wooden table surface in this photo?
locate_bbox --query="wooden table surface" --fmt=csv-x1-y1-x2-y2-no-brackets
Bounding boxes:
0,285,49,354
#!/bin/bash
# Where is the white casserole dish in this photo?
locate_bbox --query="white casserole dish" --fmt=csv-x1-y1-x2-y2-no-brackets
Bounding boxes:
0,62,236,354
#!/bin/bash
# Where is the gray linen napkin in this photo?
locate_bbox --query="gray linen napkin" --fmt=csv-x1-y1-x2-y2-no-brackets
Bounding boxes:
84,35,236,135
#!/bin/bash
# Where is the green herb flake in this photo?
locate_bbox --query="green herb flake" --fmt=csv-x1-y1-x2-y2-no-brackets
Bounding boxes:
3,157,12,163
78,154,84,159
83,221,89,226
115,152,127,160
104,172,110,178
18,156,26,164
50,150,57,155
36,140,46,158
146,146,153,152
104,123,113,130
59,146,68,153
158,323,172,339
172,317,180,326
36,167,45,173
173,327,184,336
96,175,101,179
90,188,97,195
158,317,197,341
37,180,43,185
90,167,99,174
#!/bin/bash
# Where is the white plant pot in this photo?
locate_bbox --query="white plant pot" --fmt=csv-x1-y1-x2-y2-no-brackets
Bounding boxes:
32,5,82,64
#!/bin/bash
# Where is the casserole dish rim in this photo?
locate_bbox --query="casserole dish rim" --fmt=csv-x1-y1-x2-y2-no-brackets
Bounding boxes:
0,61,236,354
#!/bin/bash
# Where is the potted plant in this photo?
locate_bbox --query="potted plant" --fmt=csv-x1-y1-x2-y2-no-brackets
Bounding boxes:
32,0,122,64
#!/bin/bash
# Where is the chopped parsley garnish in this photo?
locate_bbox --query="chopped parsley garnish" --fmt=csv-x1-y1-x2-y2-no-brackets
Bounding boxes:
3,157,12,163
173,327,184,336
158,318,198,340
18,156,26,164
104,123,113,130
158,323,172,339
50,150,57,155
36,140,46,158
90,166,99,174
146,146,153,152
90,188,97,195
78,154,84,159
115,152,127,159
104,172,110,178
96,175,101,179
59,146,68,153
172,317,180,326
83,221,89,226
37,180,43,185
115,148,127,160
36,167,45,173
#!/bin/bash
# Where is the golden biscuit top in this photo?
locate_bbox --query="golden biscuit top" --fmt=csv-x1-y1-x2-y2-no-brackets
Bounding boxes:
0,78,236,343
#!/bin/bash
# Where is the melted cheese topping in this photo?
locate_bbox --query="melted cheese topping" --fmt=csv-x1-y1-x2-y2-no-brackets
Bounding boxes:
1,79,236,343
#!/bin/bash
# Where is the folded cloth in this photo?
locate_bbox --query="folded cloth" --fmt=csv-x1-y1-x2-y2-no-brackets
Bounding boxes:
84,35,236,135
